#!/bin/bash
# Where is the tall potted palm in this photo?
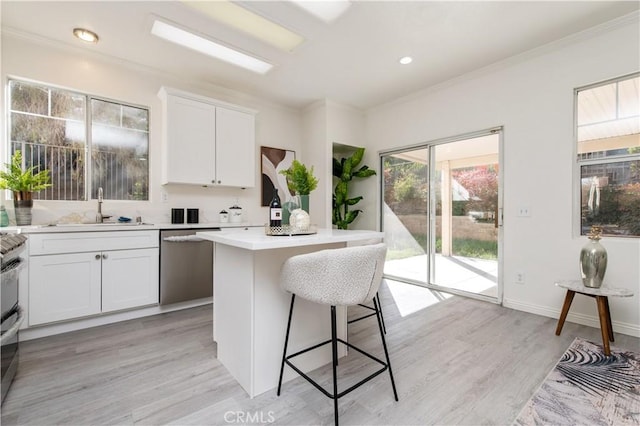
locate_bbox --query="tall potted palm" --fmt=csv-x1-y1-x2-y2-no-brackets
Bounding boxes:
0,150,51,225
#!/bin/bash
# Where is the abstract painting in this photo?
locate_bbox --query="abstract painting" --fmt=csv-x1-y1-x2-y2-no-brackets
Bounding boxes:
261,146,295,206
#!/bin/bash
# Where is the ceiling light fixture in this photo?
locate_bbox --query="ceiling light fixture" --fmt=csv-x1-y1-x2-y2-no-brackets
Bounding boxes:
399,56,413,65
151,19,273,74
181,0,304,52
290,0,351,23
73,28,99,43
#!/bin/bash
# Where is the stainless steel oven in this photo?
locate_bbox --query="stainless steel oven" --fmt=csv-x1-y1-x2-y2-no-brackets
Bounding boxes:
1,232,27,404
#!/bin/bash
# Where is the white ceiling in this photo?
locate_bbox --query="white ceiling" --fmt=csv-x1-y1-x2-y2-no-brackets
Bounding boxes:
1,1,638,110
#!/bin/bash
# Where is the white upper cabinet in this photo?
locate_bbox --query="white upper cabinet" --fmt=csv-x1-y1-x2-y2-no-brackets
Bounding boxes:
159,87,256,188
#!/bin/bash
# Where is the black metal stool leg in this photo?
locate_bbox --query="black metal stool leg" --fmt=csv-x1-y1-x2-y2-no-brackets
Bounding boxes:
376,293,387,335
331,305,340,426
277,294,296,396
373,297,398,401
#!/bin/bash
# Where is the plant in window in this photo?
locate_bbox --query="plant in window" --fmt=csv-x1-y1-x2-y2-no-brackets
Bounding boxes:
0,150,52,225
332,147,376,230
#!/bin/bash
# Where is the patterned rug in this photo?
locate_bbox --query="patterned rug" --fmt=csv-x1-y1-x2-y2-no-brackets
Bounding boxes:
514,337,640,426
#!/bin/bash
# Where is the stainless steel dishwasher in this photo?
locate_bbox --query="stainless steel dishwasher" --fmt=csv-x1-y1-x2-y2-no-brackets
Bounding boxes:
159,228,220,305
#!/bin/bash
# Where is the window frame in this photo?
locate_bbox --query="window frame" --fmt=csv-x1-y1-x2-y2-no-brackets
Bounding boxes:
573,72,640,239
6,77,150,202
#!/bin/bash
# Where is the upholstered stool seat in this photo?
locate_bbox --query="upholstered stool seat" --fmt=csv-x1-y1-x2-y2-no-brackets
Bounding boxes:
276,243,398,425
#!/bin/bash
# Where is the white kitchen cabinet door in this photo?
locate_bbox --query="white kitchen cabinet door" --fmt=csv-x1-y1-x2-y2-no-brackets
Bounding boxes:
101,248,159,313
29,252,102,325
215,107,256,188
164,94,216,185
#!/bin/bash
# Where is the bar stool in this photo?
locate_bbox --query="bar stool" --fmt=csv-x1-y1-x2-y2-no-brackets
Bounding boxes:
277,243,398,425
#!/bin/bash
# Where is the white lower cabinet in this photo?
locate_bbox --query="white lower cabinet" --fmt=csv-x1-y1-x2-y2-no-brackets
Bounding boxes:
29,252,102,325
102,248,159,313
28,231,159,326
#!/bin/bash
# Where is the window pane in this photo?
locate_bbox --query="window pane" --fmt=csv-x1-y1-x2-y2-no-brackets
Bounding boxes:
10,80,48,115
91,100,149,201
51,89,86,120
122,105,149,131
91,99,121,127
577,74,640,157
580,160,640,237
9,80,87,201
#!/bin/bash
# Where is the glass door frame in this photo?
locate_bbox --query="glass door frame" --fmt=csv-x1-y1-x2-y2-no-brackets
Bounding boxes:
379,127,504,304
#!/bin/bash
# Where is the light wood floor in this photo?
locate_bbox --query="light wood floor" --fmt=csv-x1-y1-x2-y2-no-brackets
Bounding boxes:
2,281,639,425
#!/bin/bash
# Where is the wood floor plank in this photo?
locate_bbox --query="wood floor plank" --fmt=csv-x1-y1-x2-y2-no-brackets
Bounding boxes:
2,280,638,425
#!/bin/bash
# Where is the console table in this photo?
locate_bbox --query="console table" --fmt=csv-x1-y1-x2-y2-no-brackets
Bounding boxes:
554,280,634,355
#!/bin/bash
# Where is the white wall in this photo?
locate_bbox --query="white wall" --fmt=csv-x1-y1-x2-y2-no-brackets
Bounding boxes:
365,14,640,336
0,33,303,226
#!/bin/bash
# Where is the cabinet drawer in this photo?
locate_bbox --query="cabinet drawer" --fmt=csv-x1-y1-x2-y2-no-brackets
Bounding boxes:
29,230,159,255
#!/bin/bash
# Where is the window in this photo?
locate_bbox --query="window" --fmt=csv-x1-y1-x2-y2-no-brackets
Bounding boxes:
576,73,640,237
8,79,149,201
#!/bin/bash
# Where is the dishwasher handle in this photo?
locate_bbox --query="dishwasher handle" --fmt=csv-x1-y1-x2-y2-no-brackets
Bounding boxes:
163,235,208,243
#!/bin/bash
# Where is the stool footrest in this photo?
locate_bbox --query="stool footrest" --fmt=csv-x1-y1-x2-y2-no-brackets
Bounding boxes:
284,337,389,400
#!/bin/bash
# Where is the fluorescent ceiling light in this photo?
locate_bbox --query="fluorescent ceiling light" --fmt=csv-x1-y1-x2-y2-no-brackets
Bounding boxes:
182,0,304,52
290,0,351,23
399,56,413,65
151,19,273,74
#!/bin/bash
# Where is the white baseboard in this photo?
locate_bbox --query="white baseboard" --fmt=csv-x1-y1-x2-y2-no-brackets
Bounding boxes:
503,297,640,338
20,298,213,341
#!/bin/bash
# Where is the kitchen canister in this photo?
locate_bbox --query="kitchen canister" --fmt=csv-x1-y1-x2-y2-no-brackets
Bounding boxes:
229,204,243,223
219,210,229,223
171,208,184,224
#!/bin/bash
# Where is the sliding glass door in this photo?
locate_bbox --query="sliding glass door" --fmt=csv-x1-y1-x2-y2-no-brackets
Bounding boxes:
381,129,502,303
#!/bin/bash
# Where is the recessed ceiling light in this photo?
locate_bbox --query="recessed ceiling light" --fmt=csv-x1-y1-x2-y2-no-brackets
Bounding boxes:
399,56,413,65
151,19,273,74
73,28,99,44
182,0,304,52
290,0,351,23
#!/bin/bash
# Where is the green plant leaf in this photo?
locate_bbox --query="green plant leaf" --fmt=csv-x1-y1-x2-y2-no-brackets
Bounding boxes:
354,166,377,178
335,181,348,206
332,157,342,178
351,147,365,169
341,157,352,181
345,209,361,224
346,196,363,206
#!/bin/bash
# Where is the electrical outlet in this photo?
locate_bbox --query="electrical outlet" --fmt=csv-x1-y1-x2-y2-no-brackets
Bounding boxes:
161,190,169,203
517,206,531,217
515,271,525,284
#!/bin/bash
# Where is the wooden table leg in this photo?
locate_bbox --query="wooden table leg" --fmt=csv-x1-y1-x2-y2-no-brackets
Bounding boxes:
603,296,614,342
596,296,611,356
555,290,575,336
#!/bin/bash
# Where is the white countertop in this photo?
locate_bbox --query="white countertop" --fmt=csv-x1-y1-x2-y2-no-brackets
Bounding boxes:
197,227,384,250
9,222,261,234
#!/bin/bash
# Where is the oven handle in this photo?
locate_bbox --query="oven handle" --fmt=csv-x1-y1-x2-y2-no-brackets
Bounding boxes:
0,305,24,345
0,257,25,274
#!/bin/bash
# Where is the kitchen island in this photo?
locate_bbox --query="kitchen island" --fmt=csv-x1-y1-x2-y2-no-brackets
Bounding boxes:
197,227,383,398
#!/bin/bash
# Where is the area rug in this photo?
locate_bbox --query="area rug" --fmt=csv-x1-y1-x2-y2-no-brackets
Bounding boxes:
514,337,640,426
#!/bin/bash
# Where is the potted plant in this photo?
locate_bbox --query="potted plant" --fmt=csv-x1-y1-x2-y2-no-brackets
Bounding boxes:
0,150,51,225
279,159,318,213
332,147,376,230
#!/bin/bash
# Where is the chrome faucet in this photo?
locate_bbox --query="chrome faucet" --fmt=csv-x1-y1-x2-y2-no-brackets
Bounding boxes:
96,187,105,223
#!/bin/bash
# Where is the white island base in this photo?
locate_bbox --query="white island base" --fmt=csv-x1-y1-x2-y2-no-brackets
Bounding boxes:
198,228,383,398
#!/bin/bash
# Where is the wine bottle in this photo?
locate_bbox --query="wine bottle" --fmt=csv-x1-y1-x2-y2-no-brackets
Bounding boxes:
269,189,282,227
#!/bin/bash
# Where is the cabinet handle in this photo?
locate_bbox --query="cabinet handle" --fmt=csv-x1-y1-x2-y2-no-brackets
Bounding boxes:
211,180,215,184
95,254,101,260
218,180,221,184
102,254,108,260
